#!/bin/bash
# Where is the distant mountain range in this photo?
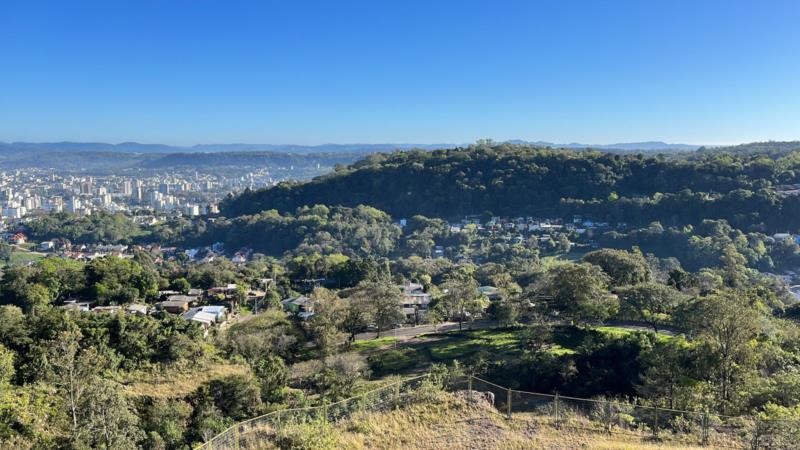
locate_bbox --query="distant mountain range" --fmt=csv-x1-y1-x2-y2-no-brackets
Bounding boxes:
0,140,701,155
0,141,449,155
505,140,701,152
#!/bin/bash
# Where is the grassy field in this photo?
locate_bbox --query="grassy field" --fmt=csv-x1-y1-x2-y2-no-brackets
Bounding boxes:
123,362,251,398
244,390,723,449
351,336,398,352
365,325,673,377
1,250,46,267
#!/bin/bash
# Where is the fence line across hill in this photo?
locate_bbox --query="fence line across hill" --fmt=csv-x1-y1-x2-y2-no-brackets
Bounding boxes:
194,374,429,450
196,374,800,450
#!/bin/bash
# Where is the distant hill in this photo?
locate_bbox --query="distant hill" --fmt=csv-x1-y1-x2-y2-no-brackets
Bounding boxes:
696,140,800,157
506,140,700,152
0,140,701,155
0,141,452,155
0,149,365,173
220,142,800,230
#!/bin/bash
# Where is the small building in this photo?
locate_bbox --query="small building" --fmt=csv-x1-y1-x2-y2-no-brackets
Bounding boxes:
159,299,190,314
208,284,238,296
157,290,182,299
200,305,228,322
61,299,94,312
281,295,314,319
39,241,55,251
166,294,200,304
126,304,149,315
400,283,432,321
183,308,217,328
92,306,123,314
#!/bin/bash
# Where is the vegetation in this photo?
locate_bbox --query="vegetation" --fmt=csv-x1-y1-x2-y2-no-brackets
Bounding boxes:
221,143,800,232
6,144,800,447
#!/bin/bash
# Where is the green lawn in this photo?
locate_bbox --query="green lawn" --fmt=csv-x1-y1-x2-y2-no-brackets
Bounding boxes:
367,324,675,377
352,336,398,352
367,328,527,376
3,251,45,267
541,247,591,269
594,325,675,343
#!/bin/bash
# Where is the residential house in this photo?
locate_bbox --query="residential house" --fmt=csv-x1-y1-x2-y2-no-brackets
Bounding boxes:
281,295,315,320
200,305,228,322
61,299,94,312
400,283,432,323
159,299,191,314
126,304,149,315
183,308,217,329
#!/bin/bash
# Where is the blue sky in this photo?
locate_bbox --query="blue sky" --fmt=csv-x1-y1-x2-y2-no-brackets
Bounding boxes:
1,0,798,145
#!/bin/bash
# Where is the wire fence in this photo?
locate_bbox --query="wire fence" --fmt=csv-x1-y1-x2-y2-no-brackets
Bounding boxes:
197,374,800,449
195,374,429,450
467,376,800,449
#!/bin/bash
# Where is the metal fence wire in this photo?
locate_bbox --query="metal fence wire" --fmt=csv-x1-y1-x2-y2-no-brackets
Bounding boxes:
196,374,800,449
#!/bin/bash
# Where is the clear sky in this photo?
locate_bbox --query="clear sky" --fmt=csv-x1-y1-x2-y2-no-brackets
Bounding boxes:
1,0,799,146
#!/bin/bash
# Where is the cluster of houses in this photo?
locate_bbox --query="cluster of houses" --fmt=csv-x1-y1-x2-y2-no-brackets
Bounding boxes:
55,283,273,334
443,215,616,237
1,232,27,245
280,281,505,326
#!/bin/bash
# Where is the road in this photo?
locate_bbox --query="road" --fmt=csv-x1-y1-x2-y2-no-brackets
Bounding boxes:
354,319,677,342
354,320,498,341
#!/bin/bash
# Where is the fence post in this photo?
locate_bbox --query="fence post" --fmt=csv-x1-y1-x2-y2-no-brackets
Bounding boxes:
507,388,512,419
554,393,560,429
605,400,612,434
322,400,328,424
396,382,401,407
468,375,473,393
751,417,761,450
702,410,709,446
233,425,240,450
653,405,659,439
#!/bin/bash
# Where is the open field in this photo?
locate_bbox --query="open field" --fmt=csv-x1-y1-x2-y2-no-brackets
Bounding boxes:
363,325,674,377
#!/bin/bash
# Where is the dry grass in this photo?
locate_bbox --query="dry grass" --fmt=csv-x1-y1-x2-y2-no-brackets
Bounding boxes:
241,392,737,450
123,362,250,398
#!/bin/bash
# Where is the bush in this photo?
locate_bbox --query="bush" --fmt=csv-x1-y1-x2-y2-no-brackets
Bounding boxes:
276,420,340,450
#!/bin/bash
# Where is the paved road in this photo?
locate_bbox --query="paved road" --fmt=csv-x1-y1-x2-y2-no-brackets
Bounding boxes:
354,319,677,342
354,320,498,341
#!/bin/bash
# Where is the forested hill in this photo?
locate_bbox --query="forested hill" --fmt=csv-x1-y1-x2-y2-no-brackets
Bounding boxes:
696,140,800,158
220,143,800,230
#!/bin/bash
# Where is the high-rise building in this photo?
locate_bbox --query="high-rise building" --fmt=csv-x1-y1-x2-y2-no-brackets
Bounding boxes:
67,197,81,213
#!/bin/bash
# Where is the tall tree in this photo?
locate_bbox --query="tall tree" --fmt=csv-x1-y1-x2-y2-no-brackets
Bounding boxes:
352,281,403,338
541,262,618,323
689,291,761,414
435,268,485,330
617,282,685,332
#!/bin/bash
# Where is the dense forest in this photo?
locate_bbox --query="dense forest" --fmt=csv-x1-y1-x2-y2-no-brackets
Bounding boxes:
220,143,800,232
